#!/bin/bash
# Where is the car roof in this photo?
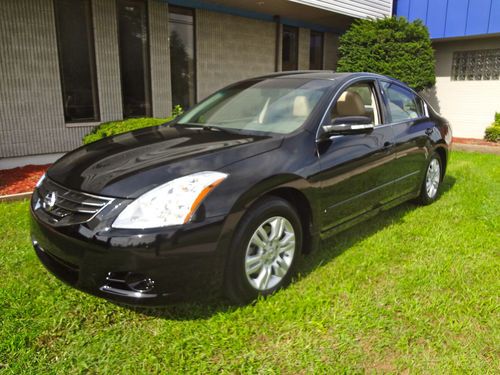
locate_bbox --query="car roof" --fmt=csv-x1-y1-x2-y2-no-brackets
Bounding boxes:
248,71,406,86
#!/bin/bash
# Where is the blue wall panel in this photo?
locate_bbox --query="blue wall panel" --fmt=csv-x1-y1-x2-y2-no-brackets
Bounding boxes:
466,0,491,35
489,0,500,33
396,0,411,19
426,0,448,38
408,0,428,23
396,0,500,38
444,0,468,37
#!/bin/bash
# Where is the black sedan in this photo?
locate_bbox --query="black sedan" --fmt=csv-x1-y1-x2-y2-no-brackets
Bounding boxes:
30,72,452,305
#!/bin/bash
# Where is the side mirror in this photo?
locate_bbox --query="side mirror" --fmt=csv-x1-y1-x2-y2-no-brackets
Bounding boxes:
320,116,374,138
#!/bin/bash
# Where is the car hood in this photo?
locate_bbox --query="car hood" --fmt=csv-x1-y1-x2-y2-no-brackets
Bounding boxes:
47,125,282,198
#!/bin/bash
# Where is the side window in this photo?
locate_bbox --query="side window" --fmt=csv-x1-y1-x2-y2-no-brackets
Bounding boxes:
381,81,425,123
331,82,380,125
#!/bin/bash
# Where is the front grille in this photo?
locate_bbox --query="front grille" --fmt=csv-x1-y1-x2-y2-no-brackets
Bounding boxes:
37,177,113,225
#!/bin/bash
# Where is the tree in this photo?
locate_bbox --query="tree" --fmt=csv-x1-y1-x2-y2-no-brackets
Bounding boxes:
337,17,435,91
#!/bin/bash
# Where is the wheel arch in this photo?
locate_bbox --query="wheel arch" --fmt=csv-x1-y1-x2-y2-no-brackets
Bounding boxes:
221,175,319,257
434,144,448,178
262,187,315,254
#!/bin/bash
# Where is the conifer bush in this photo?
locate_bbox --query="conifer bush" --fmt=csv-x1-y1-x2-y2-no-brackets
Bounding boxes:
337,17,435,92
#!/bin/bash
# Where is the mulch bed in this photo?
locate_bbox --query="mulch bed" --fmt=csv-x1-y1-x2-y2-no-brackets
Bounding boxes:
0,164,50,196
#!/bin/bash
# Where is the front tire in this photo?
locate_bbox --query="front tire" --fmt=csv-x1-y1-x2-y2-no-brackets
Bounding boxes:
224,197,302,305
417,152,442,205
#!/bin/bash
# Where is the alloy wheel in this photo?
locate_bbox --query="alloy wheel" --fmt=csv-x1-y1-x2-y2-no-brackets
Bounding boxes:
425,158,441,199
244,216,295,291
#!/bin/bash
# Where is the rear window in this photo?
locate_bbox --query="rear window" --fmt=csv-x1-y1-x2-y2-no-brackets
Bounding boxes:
381,81,425,123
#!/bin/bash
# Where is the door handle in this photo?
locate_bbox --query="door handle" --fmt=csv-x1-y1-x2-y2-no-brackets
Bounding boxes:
383,141,394,151
425,128,434,136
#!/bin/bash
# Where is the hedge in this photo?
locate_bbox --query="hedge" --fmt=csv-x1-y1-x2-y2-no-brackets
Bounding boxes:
337,17,435,92
82,106,183,144
82,117,172,145
484,113,500,143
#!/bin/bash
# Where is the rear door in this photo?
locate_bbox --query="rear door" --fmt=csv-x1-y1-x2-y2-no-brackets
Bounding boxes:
317,79,396,232
379,80,431,199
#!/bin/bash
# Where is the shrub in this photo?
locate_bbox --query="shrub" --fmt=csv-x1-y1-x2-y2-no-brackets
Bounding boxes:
172,105,184,117
484,112,500,143
337,17,435,91
485,126,500,142
82,117,172,145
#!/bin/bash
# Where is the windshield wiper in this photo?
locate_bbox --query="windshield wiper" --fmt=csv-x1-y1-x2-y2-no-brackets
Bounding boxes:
174,123,239,134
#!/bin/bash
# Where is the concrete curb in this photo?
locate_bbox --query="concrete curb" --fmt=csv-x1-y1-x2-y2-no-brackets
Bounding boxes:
452,143,500,155
0,192,32,202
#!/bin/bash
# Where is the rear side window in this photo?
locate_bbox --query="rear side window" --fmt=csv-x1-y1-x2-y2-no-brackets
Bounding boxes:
381,81,425,123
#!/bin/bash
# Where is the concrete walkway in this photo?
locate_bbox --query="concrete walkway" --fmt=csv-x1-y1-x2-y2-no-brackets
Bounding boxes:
0,192,32,203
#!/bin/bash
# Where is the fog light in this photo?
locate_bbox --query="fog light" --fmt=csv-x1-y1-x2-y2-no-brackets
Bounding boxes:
104,271,155,294
124,273,155,293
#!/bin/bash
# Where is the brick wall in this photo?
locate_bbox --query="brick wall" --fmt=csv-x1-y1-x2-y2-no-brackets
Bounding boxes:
298,28,310,70
195,9,277,101
92,0,123,122
0,0,343,158
0,0,88,158
149,0,172,118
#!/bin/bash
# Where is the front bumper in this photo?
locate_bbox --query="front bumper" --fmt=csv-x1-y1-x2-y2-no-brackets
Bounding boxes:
30,191,228,306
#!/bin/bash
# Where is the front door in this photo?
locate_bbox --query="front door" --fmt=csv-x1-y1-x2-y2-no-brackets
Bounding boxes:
317,80,396,232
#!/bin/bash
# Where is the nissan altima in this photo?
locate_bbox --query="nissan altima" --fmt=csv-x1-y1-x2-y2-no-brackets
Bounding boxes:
30,72,452,305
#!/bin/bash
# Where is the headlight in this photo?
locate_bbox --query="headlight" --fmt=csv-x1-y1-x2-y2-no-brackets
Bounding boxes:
112,171,228,229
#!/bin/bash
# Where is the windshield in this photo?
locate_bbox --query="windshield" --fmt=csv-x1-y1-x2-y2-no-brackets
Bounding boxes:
176,78,332,134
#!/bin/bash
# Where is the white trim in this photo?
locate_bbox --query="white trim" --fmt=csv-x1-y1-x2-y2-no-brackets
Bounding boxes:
65,122,100,128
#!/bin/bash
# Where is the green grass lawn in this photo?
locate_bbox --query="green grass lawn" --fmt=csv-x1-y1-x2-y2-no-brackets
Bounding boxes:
1,151,499,373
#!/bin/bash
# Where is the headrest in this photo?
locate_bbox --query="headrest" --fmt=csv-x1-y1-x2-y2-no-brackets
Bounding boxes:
336,91,365,117
293,95,310,117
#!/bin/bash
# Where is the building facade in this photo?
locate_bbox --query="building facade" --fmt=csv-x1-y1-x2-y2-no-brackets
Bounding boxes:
396,0,500,139
0,0,393,162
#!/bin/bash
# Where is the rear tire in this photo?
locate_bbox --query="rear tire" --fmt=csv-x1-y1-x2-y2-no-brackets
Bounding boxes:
224,197,302,305
417,152,442,205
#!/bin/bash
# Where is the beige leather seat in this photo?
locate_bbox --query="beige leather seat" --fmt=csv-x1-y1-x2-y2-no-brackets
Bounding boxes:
335,91,366,117
293,95,310,117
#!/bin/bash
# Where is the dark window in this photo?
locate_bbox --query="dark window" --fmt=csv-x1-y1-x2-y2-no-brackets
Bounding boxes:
282,25,298,71
452,49,500,81
117,0,151,117
54,0,99,123
309,31,323,70
169,6,196,110
381,81,425,123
